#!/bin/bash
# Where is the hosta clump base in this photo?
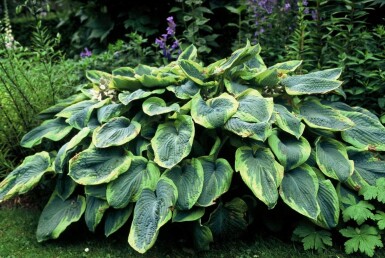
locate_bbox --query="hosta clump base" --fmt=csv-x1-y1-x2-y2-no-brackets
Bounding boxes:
2,42,385,256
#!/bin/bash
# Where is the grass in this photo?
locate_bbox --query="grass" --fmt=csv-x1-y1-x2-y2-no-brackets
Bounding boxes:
0,198,369,258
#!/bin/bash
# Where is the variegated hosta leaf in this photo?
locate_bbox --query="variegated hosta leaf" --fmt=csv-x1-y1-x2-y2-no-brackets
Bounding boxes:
224,79,249,95
281,68,342,95
235,146,284,209
177,44,197,61
142,97,180,116
172,207,205,222
254,69,279,87
92,117,141,148
167,80,200,99
314,178,340,229
274,104,305,139
137,74,178,88
224,118,272,142
86,70,113,85
56,100,98,118
106,155,160,208
118,89,165,105
97,103,125,123
0,151,51,201
20,118,72,148
38,93,88,119
178,60,207,85
151,115,195,169
300,99,354,131
85,184,107,200
162,159,204,210
196,156,234,207
54,128,90,174
347,148,385,187
341,111,385,151
279,164,320,220
234,89,273,123
85,196,109,232
268,60,302,73
191,93,239,129
128,178,178,253
206,198,248,240
268,130,311,170
55,174,77,201
111,69,142,91
36,193,86,242
315,137,354,182
193,222,213,251
104,204,133,237
68,147,131,185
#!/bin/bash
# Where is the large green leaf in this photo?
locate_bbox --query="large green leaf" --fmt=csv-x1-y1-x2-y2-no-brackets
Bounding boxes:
224,118,272,142
142,97,180,116
206,198,248,240
54,128,90,174
347,148,385,187
341,112,385,151
193,222,213,251
274,104,305,139
0,152,51,201
315,137,354,182
281,68,342,95
128,178,178,253
36,193,86,242
191,93,239,129
20,118,72,148
196,157,233,207
111,72,142,91
86,70,113,85
166,80,200,99
55,174,77,201
92,117,141,148
314,179,340,229
224,79,249,95
151,115,195,169
85,196,109,232
106,155,160,208
104,204,133,237
162,159,204,210
97,103,125,123
177,44,197,61
268,131,311,171
234,89,273,123
300,100,354,131
118,89,165,105
137,74,178,88
68,147,131,185
268,60,302,73
178,60,207,85
85,184,107,200
254,69,279,87
172,207,205,222
235,146,284,209
279,164,320,220
38,93,88,119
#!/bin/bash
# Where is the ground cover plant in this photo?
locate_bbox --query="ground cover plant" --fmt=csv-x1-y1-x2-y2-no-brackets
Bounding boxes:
2,41,385,256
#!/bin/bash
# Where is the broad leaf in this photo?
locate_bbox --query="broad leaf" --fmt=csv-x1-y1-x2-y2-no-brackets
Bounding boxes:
196,157,233,207
315,137,354,182
274,104,305,138
104,204,133,237
167,80,200,99
128,178,178,253
235,146,284,209
224,118,272,141
36,193,86,242
142,97,180,116
85,184,107,200
118,89,165,105
191,93,239,129
0,152,51,201
85,196,109,232
314,179,340,229
55,174,77,201
151,115,195,169
279,164,320,219
177,44,197,61
206,198,248,240
172,207,205,222
224,79,249,95
193,222,213,251
268,131,311,170
20,118,72,148
93,117,141,148
97,103,125,123
342,201,375,225
179,60,207,85
300,100,354,131
234,89,273,123
107,155,160,208
69,147,131,185
162,159,204,210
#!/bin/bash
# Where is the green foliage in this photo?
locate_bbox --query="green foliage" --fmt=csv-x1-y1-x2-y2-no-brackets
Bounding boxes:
3,42,385,256
292,223,332,252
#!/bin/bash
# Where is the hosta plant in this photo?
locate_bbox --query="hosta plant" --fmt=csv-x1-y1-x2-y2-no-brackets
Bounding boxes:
2,42,385,255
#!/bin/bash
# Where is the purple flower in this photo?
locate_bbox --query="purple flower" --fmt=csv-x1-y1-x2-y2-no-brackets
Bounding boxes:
155,16,180,61
80,48,92,58
166,16,176,36
304,7,309,14
311,10,318,20
302,0,308,6
284,3,291,11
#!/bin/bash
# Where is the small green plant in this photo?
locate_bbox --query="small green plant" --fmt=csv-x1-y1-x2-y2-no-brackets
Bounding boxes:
2,42,385,256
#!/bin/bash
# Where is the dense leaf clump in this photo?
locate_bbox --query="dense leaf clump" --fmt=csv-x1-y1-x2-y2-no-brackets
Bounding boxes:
1,42,385,256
